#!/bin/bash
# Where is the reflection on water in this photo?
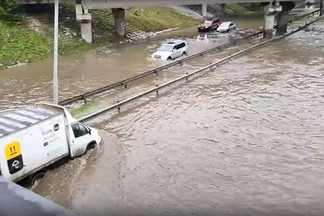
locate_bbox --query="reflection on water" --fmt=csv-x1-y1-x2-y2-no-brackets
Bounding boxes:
32,20,324,216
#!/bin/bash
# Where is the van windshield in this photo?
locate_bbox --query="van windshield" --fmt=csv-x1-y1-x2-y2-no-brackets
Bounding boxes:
159,45,173,52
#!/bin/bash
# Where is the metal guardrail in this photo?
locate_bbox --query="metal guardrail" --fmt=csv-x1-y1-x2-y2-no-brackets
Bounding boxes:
289,9,320,22
79,15,323,123
59,30,263,106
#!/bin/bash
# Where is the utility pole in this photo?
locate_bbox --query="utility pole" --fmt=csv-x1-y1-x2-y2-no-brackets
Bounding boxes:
320,0,323,16
53,0,59,104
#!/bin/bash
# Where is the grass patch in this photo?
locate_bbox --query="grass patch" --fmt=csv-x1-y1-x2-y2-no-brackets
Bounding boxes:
0,20,91,69
0,21,52,68
71,101,101,119
227,4,249,14
125,7,200,32
92,9,115,32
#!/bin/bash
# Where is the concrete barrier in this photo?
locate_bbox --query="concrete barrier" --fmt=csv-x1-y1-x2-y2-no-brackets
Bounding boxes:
0,177,78,216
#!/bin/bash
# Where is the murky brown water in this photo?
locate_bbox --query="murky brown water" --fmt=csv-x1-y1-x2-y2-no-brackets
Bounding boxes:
0,17,261,111
29,18,324,216
1,15,324,215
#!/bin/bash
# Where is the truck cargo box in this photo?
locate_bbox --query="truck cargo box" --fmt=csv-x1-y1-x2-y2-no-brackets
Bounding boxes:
0,106,69,182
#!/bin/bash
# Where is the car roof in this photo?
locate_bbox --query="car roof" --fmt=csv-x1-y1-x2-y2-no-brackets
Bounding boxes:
220,21,233,26
165,40,186,45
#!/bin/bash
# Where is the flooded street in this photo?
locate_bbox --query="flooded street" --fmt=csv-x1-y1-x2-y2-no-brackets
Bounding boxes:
28,19,324,216
0,17,261,111
1,14,324,215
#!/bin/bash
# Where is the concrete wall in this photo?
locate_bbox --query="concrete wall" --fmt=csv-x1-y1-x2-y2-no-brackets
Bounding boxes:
0,177,77,216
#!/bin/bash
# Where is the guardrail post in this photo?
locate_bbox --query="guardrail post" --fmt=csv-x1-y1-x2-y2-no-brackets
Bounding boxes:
81,95,87,104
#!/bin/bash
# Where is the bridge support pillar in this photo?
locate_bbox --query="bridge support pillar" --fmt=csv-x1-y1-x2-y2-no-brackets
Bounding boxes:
263,2,282,39
221,4,226,11
112,8,125,36
276,11,289,35
202,4,207,17
276,2,295,35
264,14,276,38
76,4,92,43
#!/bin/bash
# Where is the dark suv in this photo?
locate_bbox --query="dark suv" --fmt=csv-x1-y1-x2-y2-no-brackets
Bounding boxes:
198,18,221,32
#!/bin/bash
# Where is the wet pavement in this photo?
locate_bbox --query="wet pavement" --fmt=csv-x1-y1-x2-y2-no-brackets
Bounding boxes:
29,19,324,216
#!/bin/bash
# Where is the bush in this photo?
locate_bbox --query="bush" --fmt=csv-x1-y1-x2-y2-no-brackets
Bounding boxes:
227,4,248,14
239,3,261,11
0,0,22,22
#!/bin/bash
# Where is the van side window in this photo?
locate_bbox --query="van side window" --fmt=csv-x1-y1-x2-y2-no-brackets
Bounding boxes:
72,123,89,138
177,43,185,49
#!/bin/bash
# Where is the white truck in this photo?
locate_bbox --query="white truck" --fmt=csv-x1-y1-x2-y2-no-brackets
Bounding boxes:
0,103,101,184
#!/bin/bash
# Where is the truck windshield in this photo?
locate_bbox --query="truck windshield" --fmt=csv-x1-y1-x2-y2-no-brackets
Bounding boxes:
72,123,88,138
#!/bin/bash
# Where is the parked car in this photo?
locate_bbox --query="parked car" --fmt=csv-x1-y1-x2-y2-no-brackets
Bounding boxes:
152,40,188,60
198,18,221,32
217,21,236,33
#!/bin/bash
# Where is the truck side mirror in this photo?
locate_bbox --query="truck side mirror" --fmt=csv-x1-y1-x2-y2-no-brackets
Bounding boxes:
88,127,92,135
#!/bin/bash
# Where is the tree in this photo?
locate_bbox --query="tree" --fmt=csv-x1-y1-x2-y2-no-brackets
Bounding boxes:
0,0,22,22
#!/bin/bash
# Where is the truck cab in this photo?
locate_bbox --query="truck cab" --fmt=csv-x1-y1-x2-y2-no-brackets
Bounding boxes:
37,103,102,158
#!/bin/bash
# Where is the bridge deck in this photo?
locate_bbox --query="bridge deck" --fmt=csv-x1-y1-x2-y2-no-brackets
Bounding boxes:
17,0,300,8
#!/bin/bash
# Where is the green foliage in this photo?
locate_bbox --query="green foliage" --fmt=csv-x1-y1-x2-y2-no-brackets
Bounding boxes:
91,9,115,32
0,20,90,69
125,7,200,32
133,8,140,16
59,39,90,55
227,4,248,14
0,21,52,69
239,3,261,12
0,0,22,22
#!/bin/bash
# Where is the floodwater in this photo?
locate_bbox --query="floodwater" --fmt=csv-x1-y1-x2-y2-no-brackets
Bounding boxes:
0,17,261,111
3,16,324,216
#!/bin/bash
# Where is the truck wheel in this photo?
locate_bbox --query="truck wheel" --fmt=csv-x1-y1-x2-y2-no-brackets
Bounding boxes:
167,56,172,60
182,52,187,56
86,142,96,151
28,171,45,190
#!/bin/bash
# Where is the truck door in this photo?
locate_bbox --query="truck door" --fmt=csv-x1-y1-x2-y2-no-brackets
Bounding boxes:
70,123,92,157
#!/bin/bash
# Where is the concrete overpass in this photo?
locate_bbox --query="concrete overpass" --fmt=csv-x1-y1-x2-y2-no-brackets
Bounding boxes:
17,0,306,42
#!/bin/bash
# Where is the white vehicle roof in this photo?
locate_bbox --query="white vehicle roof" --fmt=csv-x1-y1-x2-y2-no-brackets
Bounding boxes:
219,22,233,28
0,106,60,138
164,40,186,45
